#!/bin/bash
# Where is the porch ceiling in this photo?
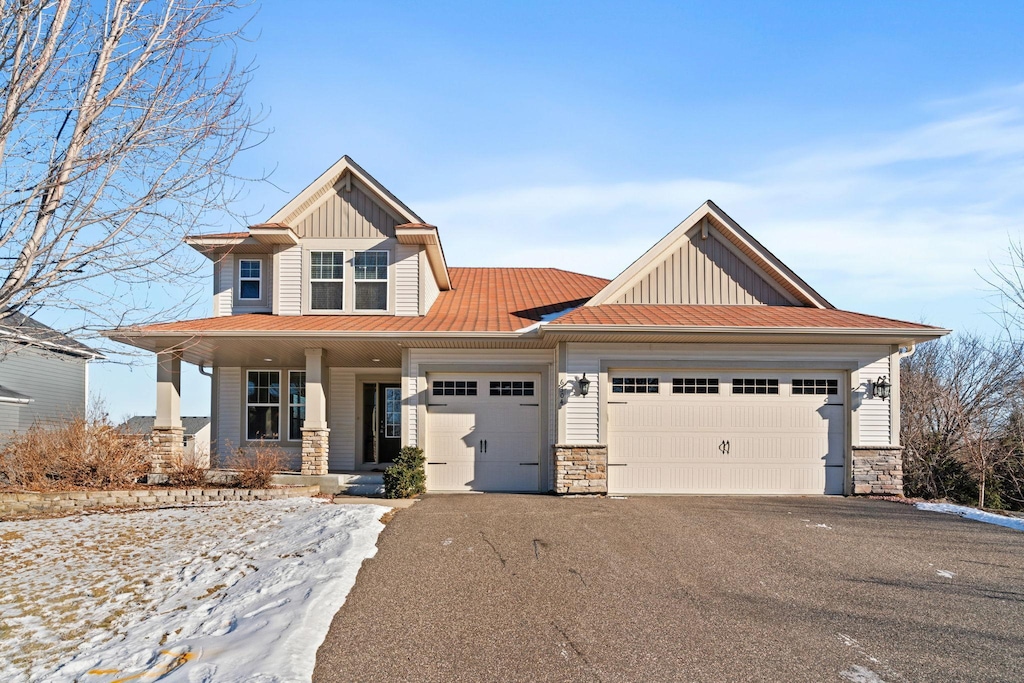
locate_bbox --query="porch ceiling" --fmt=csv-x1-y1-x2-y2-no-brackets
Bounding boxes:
117,335,406,368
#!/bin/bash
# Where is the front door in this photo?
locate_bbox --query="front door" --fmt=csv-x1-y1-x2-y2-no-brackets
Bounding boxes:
362,382,401,465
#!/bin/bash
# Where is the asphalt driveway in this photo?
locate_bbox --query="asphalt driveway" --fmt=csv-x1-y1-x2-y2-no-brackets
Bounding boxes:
313,495,1024,682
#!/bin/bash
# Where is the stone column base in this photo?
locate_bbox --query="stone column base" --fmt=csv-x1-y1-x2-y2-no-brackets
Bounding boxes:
150,426,185,475
554,444,608,494
301,427,331,476
852,446,904,496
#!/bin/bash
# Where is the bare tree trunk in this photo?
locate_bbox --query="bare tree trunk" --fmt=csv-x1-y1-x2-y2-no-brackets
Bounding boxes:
0,0,263,348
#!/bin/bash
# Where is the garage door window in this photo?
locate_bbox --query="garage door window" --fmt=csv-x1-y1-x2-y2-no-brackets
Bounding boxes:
673,378,719,394
793,378,839,395
432,380,477,396
612,377,659,394
489,381,534,396
732,378,779,395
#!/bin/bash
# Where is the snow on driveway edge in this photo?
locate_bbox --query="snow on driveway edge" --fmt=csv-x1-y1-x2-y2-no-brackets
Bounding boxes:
915,502,1024,532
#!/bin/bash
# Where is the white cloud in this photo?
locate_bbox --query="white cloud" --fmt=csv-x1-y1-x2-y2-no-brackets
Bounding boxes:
414,84,1024,326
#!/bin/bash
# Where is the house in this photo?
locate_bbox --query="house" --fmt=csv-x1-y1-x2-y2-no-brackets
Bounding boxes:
104,157,949,496
0,311,102,434
121,415,212,465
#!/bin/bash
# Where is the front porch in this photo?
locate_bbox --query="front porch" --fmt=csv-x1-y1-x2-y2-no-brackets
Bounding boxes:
149,339,410,478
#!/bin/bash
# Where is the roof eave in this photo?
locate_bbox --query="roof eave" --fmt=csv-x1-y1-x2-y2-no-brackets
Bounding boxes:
540,324,950,342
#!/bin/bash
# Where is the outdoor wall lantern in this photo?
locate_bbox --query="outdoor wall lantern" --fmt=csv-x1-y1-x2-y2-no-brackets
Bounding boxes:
558,374,592,405
577,373,591,397
872,376,891,400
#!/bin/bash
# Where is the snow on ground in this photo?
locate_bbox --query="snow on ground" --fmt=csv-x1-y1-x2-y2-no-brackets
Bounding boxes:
0,497,390,682
915,502,1024,532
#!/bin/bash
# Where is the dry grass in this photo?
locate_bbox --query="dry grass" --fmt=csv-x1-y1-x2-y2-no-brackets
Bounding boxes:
166,448,210,488
0,416,149,491
228,441,284,489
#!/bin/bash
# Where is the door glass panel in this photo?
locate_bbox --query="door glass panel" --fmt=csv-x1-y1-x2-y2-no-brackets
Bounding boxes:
385,387,401,438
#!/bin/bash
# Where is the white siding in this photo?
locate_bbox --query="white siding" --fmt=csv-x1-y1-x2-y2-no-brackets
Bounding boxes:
329,368,357,470
421,250,441,314
214,254,233,317
394,244,420,316
275,246,302,316
858,356,893,446
565,355,601,444
0,345,87,432
216,367,241,460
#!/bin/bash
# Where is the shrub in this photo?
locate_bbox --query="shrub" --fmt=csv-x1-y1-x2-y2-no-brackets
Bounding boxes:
228,441,283,489
0,415,149,491
383,446,426,499
167,447,210,487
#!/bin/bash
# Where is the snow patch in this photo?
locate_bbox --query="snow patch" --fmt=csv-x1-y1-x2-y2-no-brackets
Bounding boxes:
935,569,956,579
841,665,890,683
0,498,389,682
915,502,1024,532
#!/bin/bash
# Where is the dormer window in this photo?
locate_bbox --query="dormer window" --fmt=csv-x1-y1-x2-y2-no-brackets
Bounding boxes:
310,251,345,311
239,259,262,300
354,251,388,311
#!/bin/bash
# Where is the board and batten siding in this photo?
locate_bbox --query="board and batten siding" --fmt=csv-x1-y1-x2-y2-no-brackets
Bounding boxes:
214,367,241,461
614,230,793,305
213,254,233,317
858,357,892,446
274,246,302,316
0,346,87,432
394,244,420,316
328,368,357,470
293,178,402,239
561,342,894,446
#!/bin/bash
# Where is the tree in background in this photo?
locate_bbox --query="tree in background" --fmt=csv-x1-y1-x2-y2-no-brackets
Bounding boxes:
0,0,261,342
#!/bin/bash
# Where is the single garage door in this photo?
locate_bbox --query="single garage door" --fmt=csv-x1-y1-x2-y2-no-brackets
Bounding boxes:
607,371,845,495
424,373,542,491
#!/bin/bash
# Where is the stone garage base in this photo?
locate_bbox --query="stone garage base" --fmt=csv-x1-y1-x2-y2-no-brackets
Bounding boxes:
852,446,904,496
553,444,608,495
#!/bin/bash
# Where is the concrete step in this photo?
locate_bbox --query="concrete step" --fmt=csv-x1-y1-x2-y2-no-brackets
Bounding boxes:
338,472,385,498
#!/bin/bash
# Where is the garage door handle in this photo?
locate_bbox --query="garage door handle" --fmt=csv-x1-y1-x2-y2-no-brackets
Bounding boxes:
427,403,447,407
520,462,538,466
608,401,628,404
607,463,627,467
520,403,539,406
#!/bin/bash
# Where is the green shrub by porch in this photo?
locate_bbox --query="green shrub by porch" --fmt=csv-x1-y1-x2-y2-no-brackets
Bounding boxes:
383,447,426,499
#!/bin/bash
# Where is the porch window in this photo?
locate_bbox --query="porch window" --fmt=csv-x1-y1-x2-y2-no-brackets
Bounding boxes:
288,371,306,440
239,259,261,300
354,251,388,311
247,370,280,440
310,251,345,310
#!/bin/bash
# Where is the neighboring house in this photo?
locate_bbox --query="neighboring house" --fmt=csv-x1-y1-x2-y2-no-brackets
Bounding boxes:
0,311,102,434
105,156,949,496
121,416,211,465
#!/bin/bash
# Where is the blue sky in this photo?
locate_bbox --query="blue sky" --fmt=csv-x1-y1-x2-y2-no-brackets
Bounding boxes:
88,0,1024,420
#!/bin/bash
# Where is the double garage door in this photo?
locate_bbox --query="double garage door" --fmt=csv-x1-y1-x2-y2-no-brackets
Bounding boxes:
608,370,846,495
425,373,542,492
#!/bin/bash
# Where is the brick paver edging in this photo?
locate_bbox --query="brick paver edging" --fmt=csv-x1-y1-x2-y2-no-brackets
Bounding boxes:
0,485,321,517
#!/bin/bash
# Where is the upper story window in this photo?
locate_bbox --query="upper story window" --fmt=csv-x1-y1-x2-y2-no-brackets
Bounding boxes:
310,251,345,311
354,251,388,311
239,259,261,300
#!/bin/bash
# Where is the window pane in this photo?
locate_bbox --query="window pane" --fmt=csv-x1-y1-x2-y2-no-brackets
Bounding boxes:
354,251,388,280
247,406,280,440
355,281,387,310
240,260,260,278
247,371,279,404
289,372,306,405
311,251,345,280
311,281,344,310
289,405,305,441
239,280,260,300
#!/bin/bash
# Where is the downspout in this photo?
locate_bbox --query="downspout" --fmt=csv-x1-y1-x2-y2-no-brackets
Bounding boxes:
198,364,213,378
899,343,916,358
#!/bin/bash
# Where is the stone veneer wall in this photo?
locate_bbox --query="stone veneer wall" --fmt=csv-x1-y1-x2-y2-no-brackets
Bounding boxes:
553,444,608,495
301,428,330,476
0,485,320,518
852,447,904,496
150,426,185,475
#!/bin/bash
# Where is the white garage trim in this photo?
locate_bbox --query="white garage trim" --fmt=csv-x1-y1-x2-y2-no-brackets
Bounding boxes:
604,366,849,495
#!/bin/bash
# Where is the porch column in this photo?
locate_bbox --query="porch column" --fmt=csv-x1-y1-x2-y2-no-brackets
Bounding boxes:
300,347,330,476
151,350,184,475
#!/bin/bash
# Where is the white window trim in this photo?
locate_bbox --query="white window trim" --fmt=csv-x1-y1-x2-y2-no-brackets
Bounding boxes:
288,370,306,441
353,249,389,312
238,259,262,301
309,250,346,312
246,369,281,442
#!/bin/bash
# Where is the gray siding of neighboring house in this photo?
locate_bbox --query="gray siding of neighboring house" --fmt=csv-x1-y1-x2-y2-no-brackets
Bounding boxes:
0,345,88,432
